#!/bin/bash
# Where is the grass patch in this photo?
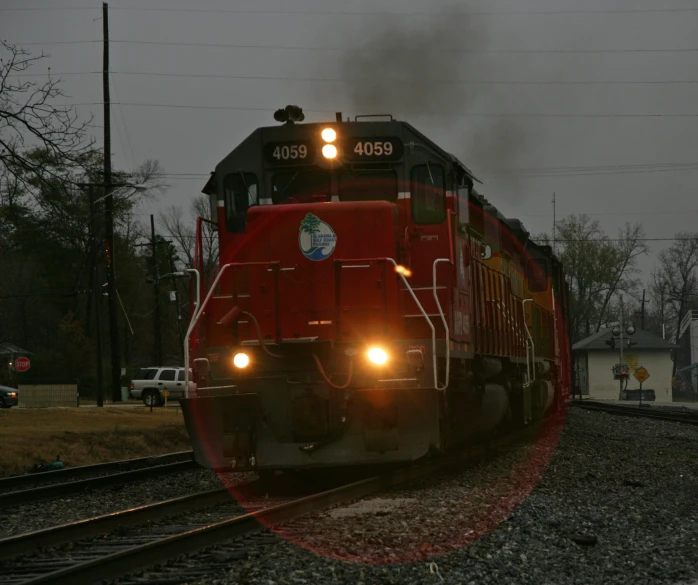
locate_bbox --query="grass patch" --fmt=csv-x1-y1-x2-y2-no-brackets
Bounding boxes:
0,407,191,477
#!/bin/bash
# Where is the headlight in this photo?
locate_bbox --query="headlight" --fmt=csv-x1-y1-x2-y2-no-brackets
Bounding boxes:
233,353,250,369
321,127,337,143
367,347,388,366
322,144,338,159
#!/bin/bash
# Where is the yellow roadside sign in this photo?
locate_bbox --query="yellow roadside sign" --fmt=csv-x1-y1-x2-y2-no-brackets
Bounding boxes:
162,390,170,397
634,367,650,384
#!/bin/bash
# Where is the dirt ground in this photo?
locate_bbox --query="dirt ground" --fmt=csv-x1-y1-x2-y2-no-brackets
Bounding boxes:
0,406,191,477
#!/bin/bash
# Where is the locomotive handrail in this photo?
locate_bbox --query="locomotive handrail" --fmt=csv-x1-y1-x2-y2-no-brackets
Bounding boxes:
183,268,201,399
433,258,453,391
186,258,449,392
521,298,536,387
184,262,280,398
334,256,439,389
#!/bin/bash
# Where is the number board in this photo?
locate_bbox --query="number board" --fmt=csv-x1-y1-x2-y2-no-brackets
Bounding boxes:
343,137,404,162
264,141,315,165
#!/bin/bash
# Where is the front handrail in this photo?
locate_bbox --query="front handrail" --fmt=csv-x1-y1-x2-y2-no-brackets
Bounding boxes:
433,259,453,390
334,257,440,389
184,262,280,398
185,257,450,391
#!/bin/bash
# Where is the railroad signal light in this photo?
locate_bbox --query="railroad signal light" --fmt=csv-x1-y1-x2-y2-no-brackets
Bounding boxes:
605,336,616,349
613,363,630,380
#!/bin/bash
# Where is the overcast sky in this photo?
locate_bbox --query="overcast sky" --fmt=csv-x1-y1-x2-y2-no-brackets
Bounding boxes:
4,0,698,285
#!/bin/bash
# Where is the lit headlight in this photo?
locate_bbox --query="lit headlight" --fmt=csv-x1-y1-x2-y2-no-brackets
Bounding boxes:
322,144,338,159
367,347,388,366
321,128,337,143
233,352,250,369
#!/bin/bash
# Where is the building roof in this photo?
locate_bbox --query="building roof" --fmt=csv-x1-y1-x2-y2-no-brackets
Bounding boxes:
572,328,678,351
0,342,32,356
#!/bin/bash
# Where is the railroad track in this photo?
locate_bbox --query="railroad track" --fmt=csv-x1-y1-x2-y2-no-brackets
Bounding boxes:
0,421,552,585
0,452,197,505
570,400,698,426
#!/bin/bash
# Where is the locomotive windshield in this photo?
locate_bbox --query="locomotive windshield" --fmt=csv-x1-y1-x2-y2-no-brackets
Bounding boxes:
272,168,330,204
338,169,398,202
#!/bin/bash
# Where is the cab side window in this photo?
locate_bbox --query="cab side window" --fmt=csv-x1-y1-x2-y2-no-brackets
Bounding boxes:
527,258,549,292
224,173,258,232
457,188,470,226
411,164,446,224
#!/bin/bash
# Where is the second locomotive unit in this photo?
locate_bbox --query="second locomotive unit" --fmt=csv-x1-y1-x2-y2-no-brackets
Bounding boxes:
181,106,571,472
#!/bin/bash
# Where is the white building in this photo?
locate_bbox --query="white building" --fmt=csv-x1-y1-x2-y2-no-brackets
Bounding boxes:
676,310,698,399
573,328,677,402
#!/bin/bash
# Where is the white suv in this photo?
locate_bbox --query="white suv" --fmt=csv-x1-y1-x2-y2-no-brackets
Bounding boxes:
129,367,196,407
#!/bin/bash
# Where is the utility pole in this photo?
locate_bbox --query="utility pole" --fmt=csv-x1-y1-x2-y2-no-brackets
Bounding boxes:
619,295,624,400
641,289,646,330
170,258,185,364
151,215,163,365
552,192,556,253
88,186,105,407
103,1,121,402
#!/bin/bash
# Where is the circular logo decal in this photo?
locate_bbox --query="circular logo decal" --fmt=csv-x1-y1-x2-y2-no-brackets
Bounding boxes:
299,213,337,261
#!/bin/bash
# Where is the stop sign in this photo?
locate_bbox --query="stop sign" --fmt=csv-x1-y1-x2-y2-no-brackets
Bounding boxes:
14,356,30,373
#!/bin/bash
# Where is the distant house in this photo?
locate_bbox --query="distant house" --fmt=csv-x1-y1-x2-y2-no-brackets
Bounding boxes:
573,329,677,402
0,342,32,363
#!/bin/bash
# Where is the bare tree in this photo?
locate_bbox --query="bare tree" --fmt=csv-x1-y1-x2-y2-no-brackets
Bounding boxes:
538,215,649,341
649,234,698,358
593,222,650,332
159,194,218,278
0,41,93,187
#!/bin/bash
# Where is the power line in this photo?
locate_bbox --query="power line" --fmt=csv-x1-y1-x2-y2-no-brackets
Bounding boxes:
3,227,695,244
13,39,698,54
533,238,697,243
519,210,698,218
58,102,698,118
487,163,698,178
14,70,698,86
4,6,698,16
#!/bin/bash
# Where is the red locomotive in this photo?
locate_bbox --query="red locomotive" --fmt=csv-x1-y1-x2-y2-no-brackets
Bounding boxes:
181,107,571,472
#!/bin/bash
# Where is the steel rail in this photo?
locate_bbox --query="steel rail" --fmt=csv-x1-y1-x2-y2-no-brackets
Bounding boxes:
570,400,698,426
15,422,549,585
0,487,233,561
4,460,198,505
0,450,193,492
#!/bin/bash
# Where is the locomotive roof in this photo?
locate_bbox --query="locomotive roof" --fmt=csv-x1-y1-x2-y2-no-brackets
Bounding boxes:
203,118,482,191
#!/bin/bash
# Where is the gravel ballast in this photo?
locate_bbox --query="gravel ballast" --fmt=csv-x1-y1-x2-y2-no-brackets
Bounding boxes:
179,407,698,585
0,469,254,537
